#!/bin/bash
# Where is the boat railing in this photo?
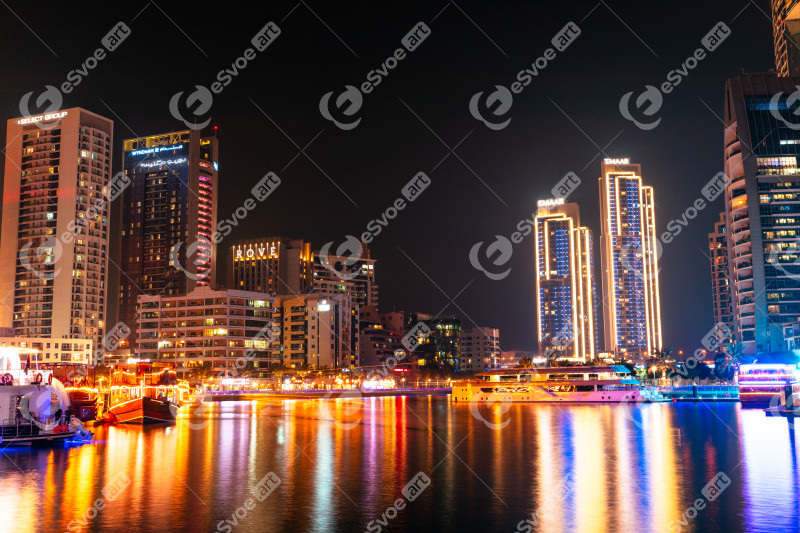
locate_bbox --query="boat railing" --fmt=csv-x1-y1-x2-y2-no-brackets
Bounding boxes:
0,414,69,435
664,385,739,392
0,368,54,386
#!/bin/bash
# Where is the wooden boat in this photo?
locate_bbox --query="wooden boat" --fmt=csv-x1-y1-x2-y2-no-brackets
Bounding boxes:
105,362,184,424
66,387,101,421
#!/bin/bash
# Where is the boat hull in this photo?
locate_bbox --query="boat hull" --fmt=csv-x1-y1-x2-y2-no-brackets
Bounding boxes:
740,392,781,406
1,431,78,447
109,396,176,424
452,383,667,403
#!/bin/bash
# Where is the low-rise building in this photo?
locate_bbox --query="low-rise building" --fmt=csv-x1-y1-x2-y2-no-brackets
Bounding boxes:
359,306,403,368
136,287,276,376
313,245,379,310
0,336,93,366
500,350,536,368
460,327,500,373
273,293,358,369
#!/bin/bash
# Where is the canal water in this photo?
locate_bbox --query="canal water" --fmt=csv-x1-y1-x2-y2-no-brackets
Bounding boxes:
2,396,799,532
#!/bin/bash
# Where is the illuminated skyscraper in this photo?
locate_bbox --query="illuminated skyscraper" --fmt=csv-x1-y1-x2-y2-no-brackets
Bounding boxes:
0,108,113,361
723,74,800,354
534,200,597,361
119,130,218,346
709,212,733,335
228,237,312,295
598,158,662,360
772,0,800,76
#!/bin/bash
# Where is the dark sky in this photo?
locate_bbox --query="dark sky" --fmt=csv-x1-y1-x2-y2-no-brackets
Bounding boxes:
0,0,775,352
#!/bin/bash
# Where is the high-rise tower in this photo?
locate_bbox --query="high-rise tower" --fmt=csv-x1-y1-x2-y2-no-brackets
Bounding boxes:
773,0,800,76
723,74,800,354
534,200,598,361
709,212,734,336
0,108,113,358
119,130,218,345
598,158,662,360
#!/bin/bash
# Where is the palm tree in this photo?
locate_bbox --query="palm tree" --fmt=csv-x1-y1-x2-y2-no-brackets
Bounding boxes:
650,346,673,382
516,357,533,369
714,340,753,383
189,364,217,385
91,364,111,388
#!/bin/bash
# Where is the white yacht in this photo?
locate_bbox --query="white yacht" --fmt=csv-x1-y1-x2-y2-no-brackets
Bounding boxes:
0,349,79,446
452,365,667,403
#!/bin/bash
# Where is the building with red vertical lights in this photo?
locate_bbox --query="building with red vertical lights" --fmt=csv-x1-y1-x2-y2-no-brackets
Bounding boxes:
118,129,218,348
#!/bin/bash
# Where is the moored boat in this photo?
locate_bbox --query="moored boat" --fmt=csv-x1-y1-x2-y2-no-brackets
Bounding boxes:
738,364,800,406
66,387,101,422
0,349,82,446
452,365,667,403
104,362,185,424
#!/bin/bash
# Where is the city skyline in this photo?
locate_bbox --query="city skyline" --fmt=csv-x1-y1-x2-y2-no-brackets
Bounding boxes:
4,4,800,533
0,1,781,354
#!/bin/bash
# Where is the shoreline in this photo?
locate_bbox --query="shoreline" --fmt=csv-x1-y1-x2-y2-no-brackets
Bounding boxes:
198,388,452,401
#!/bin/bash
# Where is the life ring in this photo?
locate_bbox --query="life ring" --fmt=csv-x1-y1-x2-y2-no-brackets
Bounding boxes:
34,373,43,384
1,373,12,386
48,374,53,385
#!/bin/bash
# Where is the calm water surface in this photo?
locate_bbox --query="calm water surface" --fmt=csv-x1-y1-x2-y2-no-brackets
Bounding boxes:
2,396,799,533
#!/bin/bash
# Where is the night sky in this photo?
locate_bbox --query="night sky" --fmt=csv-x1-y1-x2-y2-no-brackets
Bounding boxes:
0,1,776,353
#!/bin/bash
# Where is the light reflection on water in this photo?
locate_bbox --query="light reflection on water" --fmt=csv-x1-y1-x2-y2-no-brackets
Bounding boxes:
1,397,799,532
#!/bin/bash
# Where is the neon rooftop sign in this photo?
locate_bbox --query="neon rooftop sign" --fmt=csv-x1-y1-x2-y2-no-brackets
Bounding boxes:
17,111,68,125
537,198,565,207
